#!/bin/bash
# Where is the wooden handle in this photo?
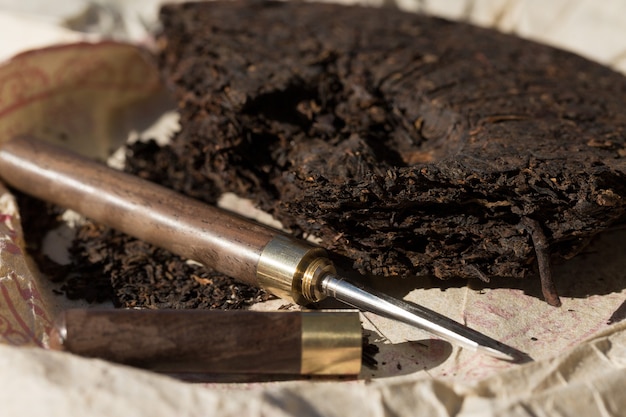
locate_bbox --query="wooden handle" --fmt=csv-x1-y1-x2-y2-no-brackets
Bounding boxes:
51,309,301,374
0,136,277,287
49,309,362,375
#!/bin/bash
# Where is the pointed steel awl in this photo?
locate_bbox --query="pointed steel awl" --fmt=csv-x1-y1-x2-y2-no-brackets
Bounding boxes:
0,135,529,362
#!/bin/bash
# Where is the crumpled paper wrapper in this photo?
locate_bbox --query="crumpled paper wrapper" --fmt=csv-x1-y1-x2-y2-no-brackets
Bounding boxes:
0,42,165,348
2,319,625,416
1,1,626,416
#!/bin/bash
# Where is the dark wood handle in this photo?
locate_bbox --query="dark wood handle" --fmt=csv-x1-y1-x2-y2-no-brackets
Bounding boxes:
0,136,278,287
49,308,363,376
50,309,303,374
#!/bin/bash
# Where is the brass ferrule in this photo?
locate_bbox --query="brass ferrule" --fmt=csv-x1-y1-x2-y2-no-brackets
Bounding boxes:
256,235,333,305
300,310,362,375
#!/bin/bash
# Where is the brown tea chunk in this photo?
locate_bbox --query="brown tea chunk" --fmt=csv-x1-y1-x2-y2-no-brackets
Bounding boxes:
148,1,626,304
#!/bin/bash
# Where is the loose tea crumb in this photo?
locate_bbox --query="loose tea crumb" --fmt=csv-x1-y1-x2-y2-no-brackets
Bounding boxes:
362,334,380,369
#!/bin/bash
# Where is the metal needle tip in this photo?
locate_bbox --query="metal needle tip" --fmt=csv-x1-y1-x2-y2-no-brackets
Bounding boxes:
321,274,532,362
476,345,532,363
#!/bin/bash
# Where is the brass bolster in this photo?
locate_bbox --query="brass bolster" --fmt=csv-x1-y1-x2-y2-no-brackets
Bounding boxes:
256,235,331,305
300,310,362,375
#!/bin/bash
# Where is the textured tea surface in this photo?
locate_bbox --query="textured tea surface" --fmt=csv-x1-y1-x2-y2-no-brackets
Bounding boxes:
148,1,626,304
16,2,626,307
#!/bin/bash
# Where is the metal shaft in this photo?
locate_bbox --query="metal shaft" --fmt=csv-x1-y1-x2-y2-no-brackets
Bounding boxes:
0,135,529,362
321,275,529,361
